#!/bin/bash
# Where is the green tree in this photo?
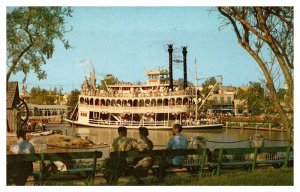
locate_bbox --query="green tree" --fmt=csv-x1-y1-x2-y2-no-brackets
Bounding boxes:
29,87,58,105
177,78,193,88
202,77,217,87
235,88,247,100
235,82,273,116
7,7,72,82
99,74,118,91
218,7,293,134
66,89,81,108
201,77,218,98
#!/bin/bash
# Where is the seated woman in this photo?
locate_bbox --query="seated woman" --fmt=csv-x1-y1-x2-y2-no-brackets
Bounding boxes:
132,127,154,184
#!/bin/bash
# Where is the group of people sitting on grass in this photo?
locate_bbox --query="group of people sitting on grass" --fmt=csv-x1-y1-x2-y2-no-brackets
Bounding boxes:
105,124,188,184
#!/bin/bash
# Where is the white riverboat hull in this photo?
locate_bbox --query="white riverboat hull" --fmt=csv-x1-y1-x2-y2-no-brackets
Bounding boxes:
64,119,223,130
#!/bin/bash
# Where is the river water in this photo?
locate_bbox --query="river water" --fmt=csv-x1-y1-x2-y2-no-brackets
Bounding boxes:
59,124,289,150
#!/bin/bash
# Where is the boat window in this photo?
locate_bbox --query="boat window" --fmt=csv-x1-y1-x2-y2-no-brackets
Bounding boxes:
106,99,110,106
163,98,168,106
145,99,150,106
176,98,183,105
157,99,162,106
183,98,188,105
133,100,138,107
151,99,156,106
80,97,84,104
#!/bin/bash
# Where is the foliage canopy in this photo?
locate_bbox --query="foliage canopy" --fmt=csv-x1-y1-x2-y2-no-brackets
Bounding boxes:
7,7,73,82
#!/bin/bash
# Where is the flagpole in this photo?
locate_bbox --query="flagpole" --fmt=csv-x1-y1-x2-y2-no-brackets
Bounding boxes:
195,58,198,122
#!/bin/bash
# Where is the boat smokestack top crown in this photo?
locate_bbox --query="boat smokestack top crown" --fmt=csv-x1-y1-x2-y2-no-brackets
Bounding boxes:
182,46,188,88
168,44,173,91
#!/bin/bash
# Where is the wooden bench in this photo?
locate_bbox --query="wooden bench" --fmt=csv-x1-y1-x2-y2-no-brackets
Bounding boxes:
104,148,208,184
208,146,293,176
7,151,102,185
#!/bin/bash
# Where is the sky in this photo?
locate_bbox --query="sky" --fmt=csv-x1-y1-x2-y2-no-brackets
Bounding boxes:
9,7,269,93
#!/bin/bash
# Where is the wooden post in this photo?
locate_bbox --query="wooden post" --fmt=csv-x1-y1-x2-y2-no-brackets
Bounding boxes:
90,151,97,185
158,150,167,179
216,148,223,176
39,153,45,185
251,148,258,171
180,113,182,124
155,112,158,127
283,146,291,168
199,149,207,177
131,113,134,127
240,122,244,129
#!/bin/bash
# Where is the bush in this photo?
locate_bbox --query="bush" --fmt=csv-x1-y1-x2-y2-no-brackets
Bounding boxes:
271,120,280,128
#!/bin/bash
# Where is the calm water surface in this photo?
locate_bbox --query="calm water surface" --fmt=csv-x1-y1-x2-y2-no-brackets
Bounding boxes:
59,124,289,150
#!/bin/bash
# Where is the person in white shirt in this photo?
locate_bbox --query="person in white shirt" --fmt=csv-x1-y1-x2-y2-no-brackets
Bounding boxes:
9,129,35,185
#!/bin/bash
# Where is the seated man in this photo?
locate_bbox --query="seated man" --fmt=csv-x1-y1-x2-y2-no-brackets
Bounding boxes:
109,126,137,152
166,124,188,166
157,124,188,179
105,126,137,184
9,129,35,185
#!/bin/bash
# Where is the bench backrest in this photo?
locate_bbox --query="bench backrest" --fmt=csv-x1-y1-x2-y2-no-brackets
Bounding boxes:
211,146,293,176
7,151,103,163
111,148,208,159
212,146,293,157
7,151,103,186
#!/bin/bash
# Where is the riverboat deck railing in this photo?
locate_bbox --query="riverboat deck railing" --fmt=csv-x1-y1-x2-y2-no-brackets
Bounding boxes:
80,91,195,98
88,119,222,127
89,119,169,127
224,121,283,131
80,105,190,113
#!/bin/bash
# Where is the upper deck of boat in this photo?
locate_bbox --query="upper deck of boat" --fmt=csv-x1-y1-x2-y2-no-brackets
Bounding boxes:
80,87,195,99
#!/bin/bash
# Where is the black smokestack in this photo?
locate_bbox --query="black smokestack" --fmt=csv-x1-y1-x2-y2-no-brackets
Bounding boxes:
168,44,173,91
182,46,187,88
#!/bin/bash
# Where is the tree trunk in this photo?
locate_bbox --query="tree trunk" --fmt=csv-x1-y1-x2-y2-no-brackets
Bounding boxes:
239,40,292,140
7,43,33,82
218,7,293,143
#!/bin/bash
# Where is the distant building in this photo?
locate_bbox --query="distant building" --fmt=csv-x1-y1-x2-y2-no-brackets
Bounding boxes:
88,67,97,89
233,99,248,115
208,86,235,115
28,104,68,117
19,83,31,100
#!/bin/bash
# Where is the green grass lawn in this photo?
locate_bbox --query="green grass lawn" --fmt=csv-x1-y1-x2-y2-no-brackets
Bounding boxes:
30,168,293,186
161,168,293,186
